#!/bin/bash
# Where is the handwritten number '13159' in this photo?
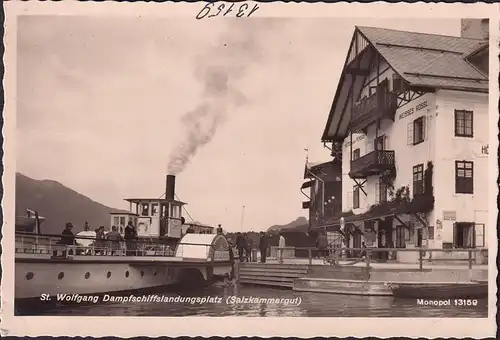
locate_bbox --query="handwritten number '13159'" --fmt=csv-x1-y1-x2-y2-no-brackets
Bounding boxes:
196,2,259,20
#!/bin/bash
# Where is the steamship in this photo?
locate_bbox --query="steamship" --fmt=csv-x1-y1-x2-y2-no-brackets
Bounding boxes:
15,175,234,302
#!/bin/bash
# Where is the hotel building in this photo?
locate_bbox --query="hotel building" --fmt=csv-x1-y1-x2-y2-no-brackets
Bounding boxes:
320,20,489,262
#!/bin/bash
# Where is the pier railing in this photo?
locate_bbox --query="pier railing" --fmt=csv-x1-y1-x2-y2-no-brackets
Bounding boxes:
14,232,221,260
264,246,488,271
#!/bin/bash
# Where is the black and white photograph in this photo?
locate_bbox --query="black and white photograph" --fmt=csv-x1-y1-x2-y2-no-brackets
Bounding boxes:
2,1,497,338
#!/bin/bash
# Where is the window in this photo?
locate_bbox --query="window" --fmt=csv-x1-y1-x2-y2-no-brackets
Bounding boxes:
412,164,424,196
119,216,126,226
475,223,485,247
353,186,360,209
378,177,387,203
352,148,360,160
455,161,474,194
375,135,385,151
395,226,406,248
454,109,473,137
113,216,120,226
141,203,149,216
151,204,159,217
407,116,426,146
413,117,425,144
453,222,475,248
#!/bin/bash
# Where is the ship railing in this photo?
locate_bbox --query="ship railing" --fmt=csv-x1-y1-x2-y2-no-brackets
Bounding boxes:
15,232,219,259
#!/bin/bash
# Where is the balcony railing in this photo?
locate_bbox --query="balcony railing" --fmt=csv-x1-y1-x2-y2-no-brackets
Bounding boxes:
351,91,397,133
349,150,395,179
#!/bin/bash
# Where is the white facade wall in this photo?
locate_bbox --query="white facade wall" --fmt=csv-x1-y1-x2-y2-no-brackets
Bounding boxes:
340,88,488,259
433,90,489,249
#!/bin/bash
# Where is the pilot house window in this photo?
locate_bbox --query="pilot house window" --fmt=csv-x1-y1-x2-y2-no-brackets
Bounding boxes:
151,204,159,217
141,204,149,216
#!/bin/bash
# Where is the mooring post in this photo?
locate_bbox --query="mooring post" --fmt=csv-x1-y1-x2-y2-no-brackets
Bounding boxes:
419,249,423,271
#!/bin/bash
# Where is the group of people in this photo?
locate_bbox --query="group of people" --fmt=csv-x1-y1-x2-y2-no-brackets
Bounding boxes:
57,221,139,256
235,231,286,263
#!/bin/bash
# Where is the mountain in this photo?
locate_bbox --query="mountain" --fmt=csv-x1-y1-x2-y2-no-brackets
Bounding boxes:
267,216,308,233
15,173,127,235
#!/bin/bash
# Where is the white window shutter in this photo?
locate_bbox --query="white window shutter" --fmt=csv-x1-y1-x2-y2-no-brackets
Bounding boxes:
347,192,353,210
407,122,413,145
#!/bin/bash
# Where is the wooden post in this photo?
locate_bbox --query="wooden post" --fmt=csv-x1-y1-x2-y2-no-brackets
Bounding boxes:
235,261,240,283
366,249,371,268
468,249,473,269
419,249,423,271
308,248,312,266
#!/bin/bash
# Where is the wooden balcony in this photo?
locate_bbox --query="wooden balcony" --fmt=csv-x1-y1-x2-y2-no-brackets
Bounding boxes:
349,150,395,179
351,91,397,133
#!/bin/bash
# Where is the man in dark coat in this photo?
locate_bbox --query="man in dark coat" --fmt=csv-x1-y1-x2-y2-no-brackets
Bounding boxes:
124,220,138,256
258,231,269,263
235,232,246,262
56,222,75,257
316,231,328,258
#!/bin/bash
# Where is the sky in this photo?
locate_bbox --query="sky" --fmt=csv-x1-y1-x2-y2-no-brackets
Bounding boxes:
17,16,461,232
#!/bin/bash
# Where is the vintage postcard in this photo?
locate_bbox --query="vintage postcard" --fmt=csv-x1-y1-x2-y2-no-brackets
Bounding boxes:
1,1,498,338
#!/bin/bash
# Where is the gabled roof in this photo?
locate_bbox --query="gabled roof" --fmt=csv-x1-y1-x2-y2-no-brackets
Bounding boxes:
303,159,341,179
322,26,489,142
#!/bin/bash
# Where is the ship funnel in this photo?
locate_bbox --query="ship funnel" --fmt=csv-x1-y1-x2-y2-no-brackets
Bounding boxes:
166,175,176,200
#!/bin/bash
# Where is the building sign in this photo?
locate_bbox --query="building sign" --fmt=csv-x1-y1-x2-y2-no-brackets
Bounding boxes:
443,211,457,221
481,145,489,155
398,100,428,120
344,134,365,148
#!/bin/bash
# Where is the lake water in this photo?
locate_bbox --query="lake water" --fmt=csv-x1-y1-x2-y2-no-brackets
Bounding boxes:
17,284,488,317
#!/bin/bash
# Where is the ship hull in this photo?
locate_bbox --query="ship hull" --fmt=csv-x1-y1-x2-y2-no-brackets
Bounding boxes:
16,256,233,300
16,260,185,299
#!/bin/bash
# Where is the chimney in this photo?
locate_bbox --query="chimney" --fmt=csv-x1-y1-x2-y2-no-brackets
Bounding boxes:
166,175,176,200
461,19,489,40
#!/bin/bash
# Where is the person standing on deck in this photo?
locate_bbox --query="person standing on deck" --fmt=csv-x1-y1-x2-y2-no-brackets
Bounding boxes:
56,222,75,256
258,231,269,263
278,232,286,264
95,226,105,255
124,220,138,256
106,226,124,255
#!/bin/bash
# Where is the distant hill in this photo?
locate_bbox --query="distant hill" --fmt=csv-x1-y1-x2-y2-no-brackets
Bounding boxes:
15,173,127,235
267,216,308,233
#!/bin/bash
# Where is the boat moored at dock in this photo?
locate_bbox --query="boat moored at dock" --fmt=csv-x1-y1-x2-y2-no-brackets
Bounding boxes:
15,175,234,302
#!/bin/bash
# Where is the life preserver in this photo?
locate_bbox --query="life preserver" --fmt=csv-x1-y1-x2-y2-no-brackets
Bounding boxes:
138,222,147,233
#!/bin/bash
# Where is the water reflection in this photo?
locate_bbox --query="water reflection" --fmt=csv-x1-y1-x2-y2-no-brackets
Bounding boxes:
18,284,487,317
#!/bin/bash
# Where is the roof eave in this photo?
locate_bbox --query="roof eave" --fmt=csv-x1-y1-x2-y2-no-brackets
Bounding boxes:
321,28,361,142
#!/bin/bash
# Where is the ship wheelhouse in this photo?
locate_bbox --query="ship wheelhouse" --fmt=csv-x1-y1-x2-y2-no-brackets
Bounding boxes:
112,197,186,239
